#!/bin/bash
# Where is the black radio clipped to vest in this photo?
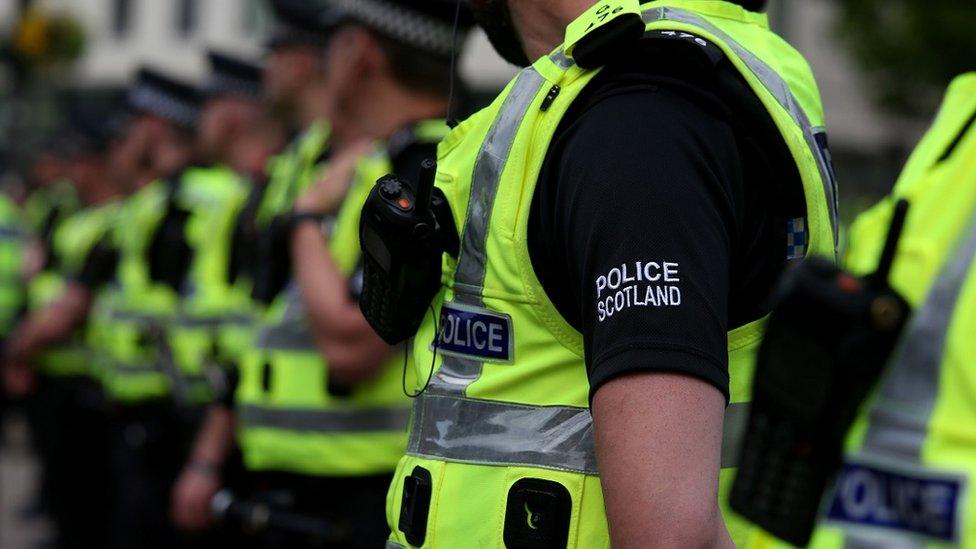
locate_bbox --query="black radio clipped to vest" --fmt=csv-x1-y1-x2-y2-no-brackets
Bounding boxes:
359,159,459,345
730,200,913,546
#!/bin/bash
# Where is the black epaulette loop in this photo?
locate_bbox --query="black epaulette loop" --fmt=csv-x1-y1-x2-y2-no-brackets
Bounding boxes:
644,29,726,67
572,10,645,69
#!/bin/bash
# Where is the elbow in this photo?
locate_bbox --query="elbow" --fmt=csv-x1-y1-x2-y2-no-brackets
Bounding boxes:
317,337,392,386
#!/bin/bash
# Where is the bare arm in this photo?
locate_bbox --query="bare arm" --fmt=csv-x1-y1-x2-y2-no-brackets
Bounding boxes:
171,403,236,532
6,282,92,363
290,142,393,385
290,222,393,384
592,372,734,549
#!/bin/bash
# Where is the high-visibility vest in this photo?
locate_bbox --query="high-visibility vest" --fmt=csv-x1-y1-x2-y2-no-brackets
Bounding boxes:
29,200,120,378
256,120,331,229
385,2,836,547
166,166,252,396
24,179,80,241
767,73,976,549
235,121,447,478
95,168,248,404
0,194,27,338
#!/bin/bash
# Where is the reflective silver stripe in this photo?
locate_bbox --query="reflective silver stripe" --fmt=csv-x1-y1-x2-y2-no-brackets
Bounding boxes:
385,541,406,549
407,393,749,473
550,49,574,69
431,68,548,395
645,7,840,246
842,213,976,549
109,310,170,323
255,325,318,352
254,286,318,352
174,314,254,328
109,361,207,384
863,211,976,459
238,404,411,434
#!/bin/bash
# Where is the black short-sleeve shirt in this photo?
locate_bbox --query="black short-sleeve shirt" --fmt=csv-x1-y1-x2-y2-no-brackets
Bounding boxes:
528,36,805,402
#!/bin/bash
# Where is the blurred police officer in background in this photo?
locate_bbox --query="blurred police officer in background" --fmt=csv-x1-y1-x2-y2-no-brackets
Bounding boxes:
171,0,472,546
3,105,123,549
169,1,336,542
77,67,208,549
363,0,838,547
741,69,976,548
22,137,81,277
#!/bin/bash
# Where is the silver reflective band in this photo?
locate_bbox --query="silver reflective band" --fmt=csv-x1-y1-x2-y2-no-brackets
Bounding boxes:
109,310,168,322
332,0,457,56
175,313,254,328
238,404,411,434
255,324,317,352
430,68,548,396
642,6,839,247
407,394,749,473
841,212,976,549
863,211,976,460
254,288,318,352
385,541,406,549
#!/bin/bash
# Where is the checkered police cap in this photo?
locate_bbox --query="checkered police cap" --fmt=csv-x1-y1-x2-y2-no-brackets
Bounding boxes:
126,67,203,129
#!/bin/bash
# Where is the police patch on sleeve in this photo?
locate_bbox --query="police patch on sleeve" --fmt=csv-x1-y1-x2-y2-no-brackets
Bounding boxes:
825,455,966,544
432,302,514,363
595,260,683,322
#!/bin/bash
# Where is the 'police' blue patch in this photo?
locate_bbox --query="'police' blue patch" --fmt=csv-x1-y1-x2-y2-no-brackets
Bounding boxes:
825,457,965,544
432,302,513,363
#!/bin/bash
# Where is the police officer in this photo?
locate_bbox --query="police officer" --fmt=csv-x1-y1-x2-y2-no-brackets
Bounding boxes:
741,71,976,548
172,2,472,547
170,2,336,540
81,67,209,549
370,0,839,547
3,108,123,549
165,50,276,417
22,138,81,268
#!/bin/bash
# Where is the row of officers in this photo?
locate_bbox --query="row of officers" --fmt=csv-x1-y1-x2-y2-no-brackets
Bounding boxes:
0,0,972,548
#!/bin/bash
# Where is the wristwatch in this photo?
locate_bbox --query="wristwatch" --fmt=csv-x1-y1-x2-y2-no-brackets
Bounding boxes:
288,210,335,235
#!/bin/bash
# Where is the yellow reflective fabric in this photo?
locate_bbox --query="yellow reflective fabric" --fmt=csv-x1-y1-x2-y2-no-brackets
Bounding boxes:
236,123,447,477
388,2,835,547
0,194,26,337
32,201,120,378
166,166,251,400
257,120,331,228
95,180,179,403
750,74,976,549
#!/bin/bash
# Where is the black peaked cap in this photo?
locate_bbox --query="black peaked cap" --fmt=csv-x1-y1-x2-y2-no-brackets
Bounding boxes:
127,67,203,129
206,50,263,99
267,0,337,49
322,0,475,57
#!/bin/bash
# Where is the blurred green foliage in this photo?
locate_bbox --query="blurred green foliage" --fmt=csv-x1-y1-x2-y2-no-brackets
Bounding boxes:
834,0,976,115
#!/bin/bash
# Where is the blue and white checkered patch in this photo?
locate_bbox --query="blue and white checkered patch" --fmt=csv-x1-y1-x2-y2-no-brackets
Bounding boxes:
787,217,808,260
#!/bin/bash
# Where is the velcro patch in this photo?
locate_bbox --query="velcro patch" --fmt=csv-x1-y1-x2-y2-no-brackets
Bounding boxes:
432,302,513,363
825,456,965,544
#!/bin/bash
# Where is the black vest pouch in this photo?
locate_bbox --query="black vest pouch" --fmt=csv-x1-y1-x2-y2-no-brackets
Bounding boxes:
148,176,193,293
250,214,293,305
398,466,432,547
730,200,913,546
503,478,572,549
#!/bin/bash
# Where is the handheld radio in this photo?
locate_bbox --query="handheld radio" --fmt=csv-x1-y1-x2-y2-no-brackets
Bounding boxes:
359,159,459,345
730,200,912,546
